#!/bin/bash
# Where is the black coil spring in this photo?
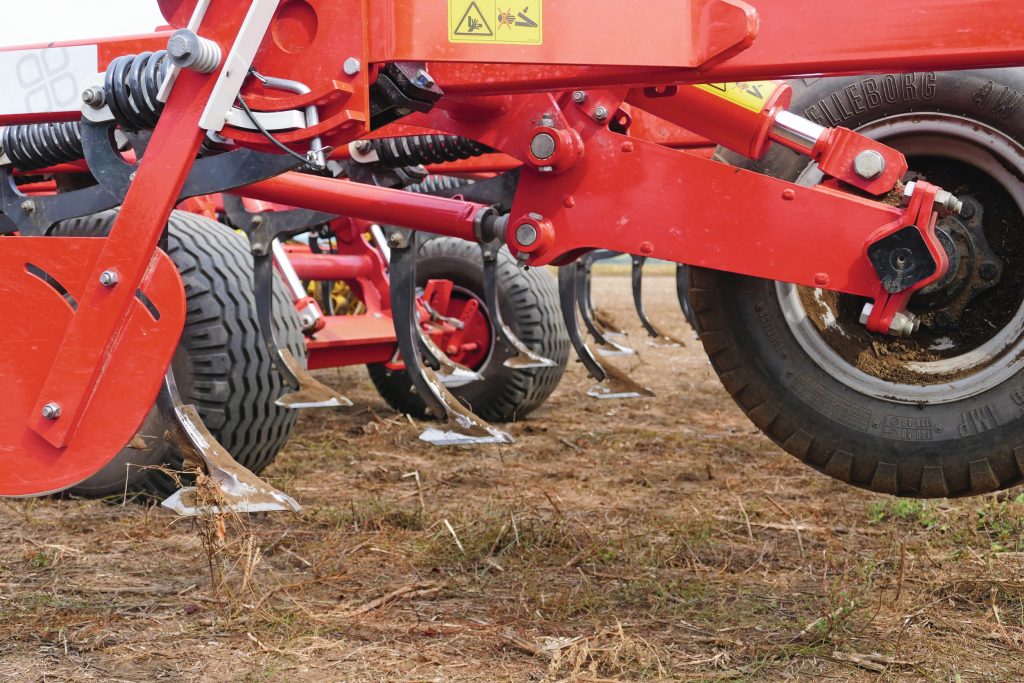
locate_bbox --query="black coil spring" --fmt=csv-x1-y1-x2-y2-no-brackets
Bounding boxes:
370,135,490,168
2,122,83,171
405,175,476,195
2,51,170,170
104,50,169,131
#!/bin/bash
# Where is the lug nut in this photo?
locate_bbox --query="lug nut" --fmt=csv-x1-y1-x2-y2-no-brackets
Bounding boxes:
530,132,557,160
980,262,1000,281
853,150,886,180
515,223,539,247
99,270,119,287
934,190,964,216
41,402,61,420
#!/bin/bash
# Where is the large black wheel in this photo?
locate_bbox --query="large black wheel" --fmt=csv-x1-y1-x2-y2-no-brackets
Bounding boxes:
369,237,569,422
57,210,305,498
694,70,1024,498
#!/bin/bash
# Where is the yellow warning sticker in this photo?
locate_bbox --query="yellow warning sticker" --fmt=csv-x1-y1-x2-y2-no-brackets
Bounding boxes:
695,82,781,113
449,0,542,45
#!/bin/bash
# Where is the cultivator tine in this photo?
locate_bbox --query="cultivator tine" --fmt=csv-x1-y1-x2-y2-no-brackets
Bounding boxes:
158,374,301,516
482,241,556,369
419,332,484,387
253,247,352,409
584,252,628,339
559,262,655,400
231,196,353,410
632,256,686,348
675,264,699,332
576,253,636,357
391,230,513,446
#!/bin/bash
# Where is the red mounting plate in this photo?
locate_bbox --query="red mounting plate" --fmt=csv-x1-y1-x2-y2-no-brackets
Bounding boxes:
0,238,185,496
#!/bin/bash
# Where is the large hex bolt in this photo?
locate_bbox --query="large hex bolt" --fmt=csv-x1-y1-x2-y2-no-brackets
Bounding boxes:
167,29,222,74
854,150,886,180
41,402,61,420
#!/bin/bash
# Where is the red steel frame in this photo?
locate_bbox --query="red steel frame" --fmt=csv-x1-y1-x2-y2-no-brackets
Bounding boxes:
3,0,1024,494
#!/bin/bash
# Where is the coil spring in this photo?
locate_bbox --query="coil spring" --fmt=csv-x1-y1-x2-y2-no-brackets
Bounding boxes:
2,52,170,170
105,50,169,131
2,122,83,171
405,175,476,195
370,135,490,169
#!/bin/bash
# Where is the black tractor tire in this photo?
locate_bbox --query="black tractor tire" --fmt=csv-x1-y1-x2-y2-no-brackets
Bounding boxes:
55,210,305,498
693,70,1024,498
368,237,569,422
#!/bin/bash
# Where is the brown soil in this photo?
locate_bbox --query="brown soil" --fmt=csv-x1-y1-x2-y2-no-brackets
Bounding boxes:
3,274,1024,682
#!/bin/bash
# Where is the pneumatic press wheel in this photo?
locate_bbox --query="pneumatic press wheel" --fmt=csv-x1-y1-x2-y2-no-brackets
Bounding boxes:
55,210,306,499
369,237,569,423
693,70,1024,498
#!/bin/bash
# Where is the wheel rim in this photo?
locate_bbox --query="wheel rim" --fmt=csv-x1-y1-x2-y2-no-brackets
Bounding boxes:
777,113,1024,405
441,285,494,370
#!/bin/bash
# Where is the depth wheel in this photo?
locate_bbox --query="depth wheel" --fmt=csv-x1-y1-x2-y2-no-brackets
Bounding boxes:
369,237,569,422
695,70,1024,497
58,211,306,498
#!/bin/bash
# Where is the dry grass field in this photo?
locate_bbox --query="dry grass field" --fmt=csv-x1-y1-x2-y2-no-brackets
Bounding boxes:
2,273,1024,682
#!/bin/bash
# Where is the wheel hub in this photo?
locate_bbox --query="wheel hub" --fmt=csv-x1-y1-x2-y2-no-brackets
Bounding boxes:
914,195,1005,331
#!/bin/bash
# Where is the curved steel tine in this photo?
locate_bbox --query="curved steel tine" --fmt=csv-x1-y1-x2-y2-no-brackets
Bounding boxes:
558,262,654,400
576,254,636,357
585,250,628,337
157,372,301,516
676,264,699,332
632,256,686,348
391,230,512,446
253,247,353,409
482,241,556,369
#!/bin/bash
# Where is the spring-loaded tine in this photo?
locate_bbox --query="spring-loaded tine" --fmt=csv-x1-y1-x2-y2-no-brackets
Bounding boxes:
576,253,636,357
585,251,628,338
482,241,557,369
391,230,513,446
632,256,686,348
559,262,654,400
254,248,352,409
419,331,484,387
675,264,699,332
158,372,301,516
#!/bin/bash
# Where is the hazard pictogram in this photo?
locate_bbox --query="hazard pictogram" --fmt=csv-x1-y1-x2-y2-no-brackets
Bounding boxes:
454,2,493,36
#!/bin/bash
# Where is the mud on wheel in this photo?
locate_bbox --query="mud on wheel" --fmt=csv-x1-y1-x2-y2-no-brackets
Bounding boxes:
369,237,569,422
58,211,305,498
695,70,1024,498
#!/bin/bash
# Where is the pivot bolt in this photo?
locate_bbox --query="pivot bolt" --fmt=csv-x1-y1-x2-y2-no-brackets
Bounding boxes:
594,106,609,123
515,223,539,247
343,57,361,76
167,29,222,74
81,86,106,109
99,270,119,287
41,403,61,420
853,150,886,180
530,132,557,160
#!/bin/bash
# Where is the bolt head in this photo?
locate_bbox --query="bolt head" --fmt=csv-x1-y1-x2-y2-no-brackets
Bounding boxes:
343,57,361,76
41,402,61,420
99,270,119,287
82,86,105,108
594,106,609,122
515,223,539,247
530,132,557,161
20,200,35,213
167,33,193,60
853,150,886,180
980,262,1000,281
572,91,587,104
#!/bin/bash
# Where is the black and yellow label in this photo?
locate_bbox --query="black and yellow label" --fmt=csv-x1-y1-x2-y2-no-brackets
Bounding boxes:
695,82,782,113
449,0,542,45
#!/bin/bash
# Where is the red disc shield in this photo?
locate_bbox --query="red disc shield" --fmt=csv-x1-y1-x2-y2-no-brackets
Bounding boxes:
0,237,185,496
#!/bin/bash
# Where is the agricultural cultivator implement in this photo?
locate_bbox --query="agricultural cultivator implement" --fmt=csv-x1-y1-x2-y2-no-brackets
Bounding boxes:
2,0,1024,510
